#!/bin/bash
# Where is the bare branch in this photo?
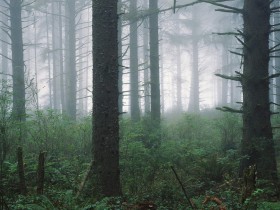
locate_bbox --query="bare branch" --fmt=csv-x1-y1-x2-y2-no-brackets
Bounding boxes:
215,73,241,81
216,106,243,114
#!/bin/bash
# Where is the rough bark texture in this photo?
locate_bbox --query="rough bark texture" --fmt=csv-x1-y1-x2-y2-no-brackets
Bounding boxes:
149,0,161,122
275,0,280,108
239,0,277,183
92,0,122,196
118,0,123,115
17,147,27,195
129,0,140,122
10,0,25,121
36,151,45,195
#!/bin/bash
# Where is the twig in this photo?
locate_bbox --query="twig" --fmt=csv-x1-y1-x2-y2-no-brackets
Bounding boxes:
171,166,196,210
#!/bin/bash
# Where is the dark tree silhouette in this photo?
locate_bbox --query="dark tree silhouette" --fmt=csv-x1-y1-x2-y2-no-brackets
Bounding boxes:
10,0,26,122
92,0,122,196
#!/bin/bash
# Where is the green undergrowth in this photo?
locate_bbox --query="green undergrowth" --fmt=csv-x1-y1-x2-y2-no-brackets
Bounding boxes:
1,110,280,209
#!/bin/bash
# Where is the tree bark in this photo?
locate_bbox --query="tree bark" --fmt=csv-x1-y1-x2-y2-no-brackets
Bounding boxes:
92,0,122,197
17,147,27,195
130,0,140,122
10,0,26,121
118,0,123,115
66,0,77,120
239,0,278,184
36,151,45,195
149,0,161,122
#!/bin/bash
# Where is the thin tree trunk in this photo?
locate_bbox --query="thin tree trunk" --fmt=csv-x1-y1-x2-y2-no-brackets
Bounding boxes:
36,151,45,195
149,0,161,122
0,0,9,84
143,16,150,114
188,7,199,113
221,40,229,106
17,147,27,195
51,0,61,110
118,0,123,115
59,1,65,113
46,10,53,109
130,0,140,122
66,0,77,120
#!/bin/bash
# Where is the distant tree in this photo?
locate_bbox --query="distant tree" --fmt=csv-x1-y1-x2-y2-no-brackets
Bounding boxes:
51,0,61,110
65,0,77,120
188,5,200,113
142,1,150,114
149,0,161,122
92,0,122,196
129,0,140,122
0,1,9,85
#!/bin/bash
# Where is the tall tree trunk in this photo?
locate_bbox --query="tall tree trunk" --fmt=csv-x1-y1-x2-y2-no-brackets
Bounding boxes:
51,0,61,110
143,9,150,114
0,1,9,84
66,0,77,120
149,0,161,122
92,0,122,196
274,0,280,109
130,0,140,122
221,39,229,106
176,45,182,111
45,10,53,108
118,0,123,115
239,0,277,184
59,1,65,113
188,7,199,113
10,0,26,121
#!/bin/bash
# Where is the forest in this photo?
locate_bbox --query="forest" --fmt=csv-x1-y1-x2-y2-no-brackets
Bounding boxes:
1,0,280,209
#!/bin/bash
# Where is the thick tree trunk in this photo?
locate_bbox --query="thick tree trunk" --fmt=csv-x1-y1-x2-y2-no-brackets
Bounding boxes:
149,0,161,122
92,0,121,197
130,0,140,122
239,0,277,184
10,0,26,121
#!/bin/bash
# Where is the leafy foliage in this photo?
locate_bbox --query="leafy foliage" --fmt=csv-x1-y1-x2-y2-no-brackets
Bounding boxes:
2,111,280,209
